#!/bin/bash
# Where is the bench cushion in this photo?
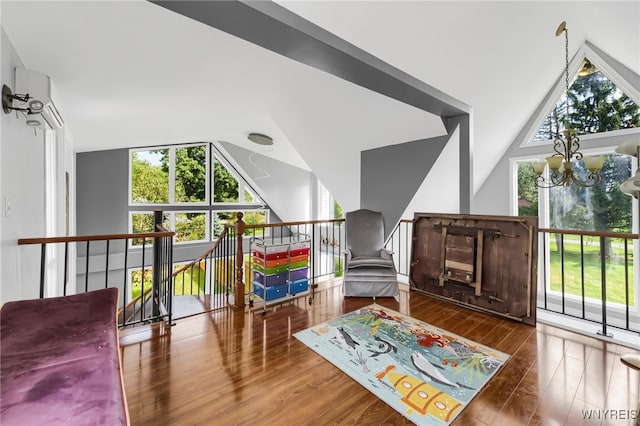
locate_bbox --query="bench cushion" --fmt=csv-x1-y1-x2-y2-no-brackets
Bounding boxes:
1,288,128,425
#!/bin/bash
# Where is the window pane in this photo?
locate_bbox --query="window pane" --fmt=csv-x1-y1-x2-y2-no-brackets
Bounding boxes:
243,210,267,226
213,211,236,238
532,59,640,143
131,213,154,246
214,160,239,203
244,188,256,203
517,162,539,216
334,200,343,219
131,212,169,246
549,154,632,232
131,149,169,203
244,210,268,237
130,268,152,302
175,145,207,203
173,262,206,295
175,212,207,243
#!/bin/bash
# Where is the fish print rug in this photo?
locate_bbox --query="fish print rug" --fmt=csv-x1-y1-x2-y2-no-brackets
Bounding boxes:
293,304,509,425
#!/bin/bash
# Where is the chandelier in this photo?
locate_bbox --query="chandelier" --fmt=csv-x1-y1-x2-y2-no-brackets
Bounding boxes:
531,21,604,188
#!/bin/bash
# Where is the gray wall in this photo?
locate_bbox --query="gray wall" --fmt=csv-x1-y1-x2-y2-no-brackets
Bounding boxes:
77,149,129,235
361,135,449,238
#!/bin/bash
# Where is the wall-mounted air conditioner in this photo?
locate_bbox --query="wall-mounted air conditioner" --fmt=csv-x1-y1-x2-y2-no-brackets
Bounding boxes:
15,68,64,129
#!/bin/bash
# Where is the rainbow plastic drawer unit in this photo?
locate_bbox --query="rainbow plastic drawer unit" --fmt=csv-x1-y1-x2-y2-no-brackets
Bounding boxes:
250,235,312,314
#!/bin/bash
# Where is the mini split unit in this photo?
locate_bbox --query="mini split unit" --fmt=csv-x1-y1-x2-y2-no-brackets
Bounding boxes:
2,68,64,129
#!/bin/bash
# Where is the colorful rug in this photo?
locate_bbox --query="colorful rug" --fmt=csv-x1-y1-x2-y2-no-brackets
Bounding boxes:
293,304,509,425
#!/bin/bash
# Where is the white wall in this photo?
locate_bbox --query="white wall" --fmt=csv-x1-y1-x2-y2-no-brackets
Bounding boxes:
1,29,46,303
473,42,640,216
1,29,73,304
217,141,314,222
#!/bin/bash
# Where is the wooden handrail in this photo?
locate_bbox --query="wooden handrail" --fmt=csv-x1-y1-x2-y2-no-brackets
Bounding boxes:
243,218,344,229
172,227,229,277
392,219,638,240
539,228,639,239
18,230,175,245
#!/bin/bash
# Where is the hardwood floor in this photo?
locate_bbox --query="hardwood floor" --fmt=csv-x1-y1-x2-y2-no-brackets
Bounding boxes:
120,283,640,425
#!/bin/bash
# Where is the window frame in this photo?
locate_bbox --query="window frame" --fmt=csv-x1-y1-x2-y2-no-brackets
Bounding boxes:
510,148,639,311
129,143,210,207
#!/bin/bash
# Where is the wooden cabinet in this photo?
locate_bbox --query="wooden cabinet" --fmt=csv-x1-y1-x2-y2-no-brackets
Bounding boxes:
410,213,538,326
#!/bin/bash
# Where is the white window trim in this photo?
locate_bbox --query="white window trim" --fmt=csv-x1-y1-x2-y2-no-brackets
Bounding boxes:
511,149,639,311
519,42,640,150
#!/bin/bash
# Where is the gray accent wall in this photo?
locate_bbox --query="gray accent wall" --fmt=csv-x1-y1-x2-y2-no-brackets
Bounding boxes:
444,114,472,214
361,135,449,238
77,149,129,235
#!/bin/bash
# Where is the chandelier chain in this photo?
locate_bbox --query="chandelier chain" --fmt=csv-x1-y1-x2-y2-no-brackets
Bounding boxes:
564,25,570,129
531,21,604,189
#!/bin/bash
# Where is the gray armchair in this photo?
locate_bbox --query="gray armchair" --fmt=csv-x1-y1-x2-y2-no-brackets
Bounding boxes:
343,209,398,297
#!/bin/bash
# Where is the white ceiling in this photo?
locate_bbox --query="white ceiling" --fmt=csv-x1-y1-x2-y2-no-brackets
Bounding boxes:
2,1,639,194
1,0,445,172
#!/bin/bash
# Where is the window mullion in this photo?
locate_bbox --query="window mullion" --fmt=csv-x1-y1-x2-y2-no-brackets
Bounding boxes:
169,148,176,204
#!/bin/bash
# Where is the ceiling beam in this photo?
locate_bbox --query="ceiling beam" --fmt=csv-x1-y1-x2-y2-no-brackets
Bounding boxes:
150,0,470,118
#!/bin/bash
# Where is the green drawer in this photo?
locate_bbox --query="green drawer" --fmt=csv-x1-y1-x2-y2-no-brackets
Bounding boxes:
253,263,289,275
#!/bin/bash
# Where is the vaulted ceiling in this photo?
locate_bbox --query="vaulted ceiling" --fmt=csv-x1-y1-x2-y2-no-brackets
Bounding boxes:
2,1,638,203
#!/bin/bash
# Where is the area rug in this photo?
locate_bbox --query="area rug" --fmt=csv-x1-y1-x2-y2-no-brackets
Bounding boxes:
293,304,509,425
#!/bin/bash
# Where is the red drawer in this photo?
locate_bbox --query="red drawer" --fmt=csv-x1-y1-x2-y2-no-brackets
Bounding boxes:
290,247,310,258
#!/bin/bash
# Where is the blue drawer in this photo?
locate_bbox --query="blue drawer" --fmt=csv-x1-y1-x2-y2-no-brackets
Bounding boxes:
289,279,309,296
253,282,288,301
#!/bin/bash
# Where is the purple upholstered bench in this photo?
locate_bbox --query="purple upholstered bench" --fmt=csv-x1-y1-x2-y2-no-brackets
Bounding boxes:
1,288,129,425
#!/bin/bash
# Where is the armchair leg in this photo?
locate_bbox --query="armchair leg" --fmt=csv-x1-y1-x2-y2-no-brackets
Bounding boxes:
620,354,640,426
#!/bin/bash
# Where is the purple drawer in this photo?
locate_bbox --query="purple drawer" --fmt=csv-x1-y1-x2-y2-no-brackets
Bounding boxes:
289,267,308,282
253,270,288,286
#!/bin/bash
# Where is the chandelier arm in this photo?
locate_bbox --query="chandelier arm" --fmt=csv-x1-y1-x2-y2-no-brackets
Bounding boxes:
570,134,582,160
535,175,563,189
549,169,566,186
552,137,567,158
570,170,601,188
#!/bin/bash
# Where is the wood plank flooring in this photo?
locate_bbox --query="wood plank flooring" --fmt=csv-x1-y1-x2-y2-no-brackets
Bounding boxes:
120,283,640,425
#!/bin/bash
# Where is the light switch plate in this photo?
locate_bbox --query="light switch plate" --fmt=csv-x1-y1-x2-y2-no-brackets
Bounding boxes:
4,198,11,217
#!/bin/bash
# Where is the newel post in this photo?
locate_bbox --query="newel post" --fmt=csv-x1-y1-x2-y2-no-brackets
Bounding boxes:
234,212,246,309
